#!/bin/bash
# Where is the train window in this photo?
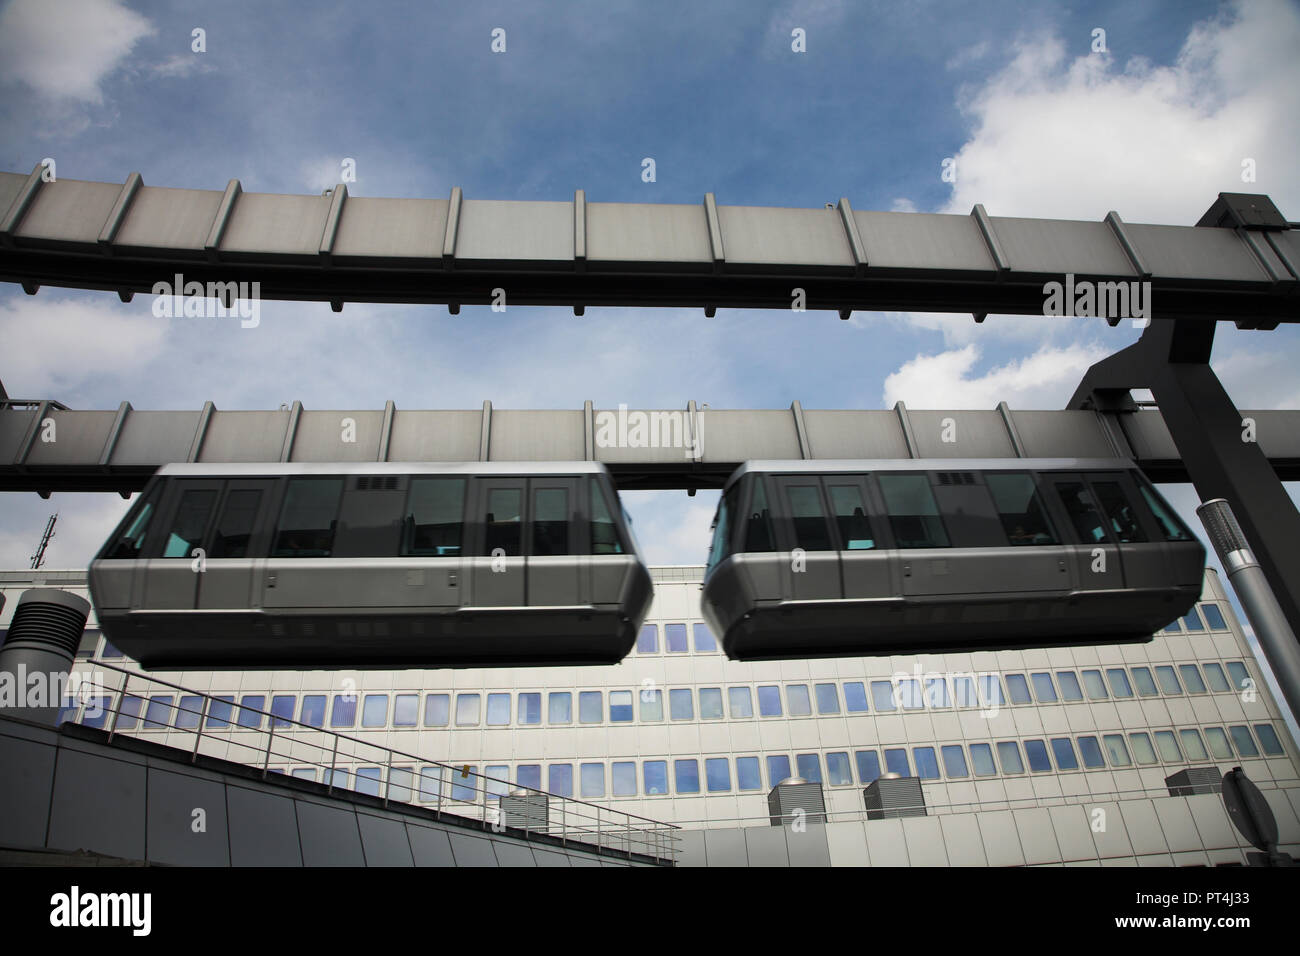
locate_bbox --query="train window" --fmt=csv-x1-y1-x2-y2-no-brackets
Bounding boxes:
101,486,160,559
784,483,832,551
1091,481,1147,543
532,487,570,556
878,474,949,548
273,478,344,557
986,473,1059,545
591,482,624,554
209,489,262,559
1136,480,1193,541
744,478,776,552
163,488,218,558
828,484,875,549
484,488,522,556
403,478,465,556
1055,482,1107,543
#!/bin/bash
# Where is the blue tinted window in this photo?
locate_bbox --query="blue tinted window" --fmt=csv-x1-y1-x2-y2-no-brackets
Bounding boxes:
954,676,978,707
706,758,731,792
997,740,1025,774
1006,674,1031,704
1077,736,1105,768
451,766,478,802
1254,724,1284,755
855,750,882,783
1024,739,1051,772
517,764,542,791
978,675,1006,706
1154,666,1182,695
844,682,869,712
1107,668,1135,697
969,743,996,776
815,683,840,714
548,692,571,723
767,755,792,786
413,694,446,728
579,691,602,723
1163,621,1182,633
271,695,297,728
884,748,910,777
871,681,896,712
329,769,350,790
639,688,663,721
1181,608,1205,631
728,686,753,718
101,641,124,659
796,753,822,783
1050,737,1078,770
418,767,442,802
787,684,812,716
1226,662,1250,690
644,760,669,795
898,678,924,709
693,623,717,652
144,696,174,730
1130,667,1158,696
699,688,723,719
670,688,693,720
1179,664,1207,694
1203,662,1231,692
455,693,479,726
1201,604,1227,630
356,767,382,797
549,763,573,797
205,695,233,729
1031,672,1057,703
675,759,700,793
609,690,633,722
174,695,202,730
301,694,326,727
736,757,762,790
238,695,265,729
758,685,783,716
1229,725,1259,757
665,624,688,652
826,751,852,785
637,624,658,653
940,745,968,778
486,693,510,726
517,692,541,725
292,768,317,782
925,677,950,707
913,747,940,780
613,761,637,796
362,694,388,728
1056,671,1083,701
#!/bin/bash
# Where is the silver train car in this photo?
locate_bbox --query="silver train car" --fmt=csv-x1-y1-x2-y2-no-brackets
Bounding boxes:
89,462,653,669
702,459,1206,660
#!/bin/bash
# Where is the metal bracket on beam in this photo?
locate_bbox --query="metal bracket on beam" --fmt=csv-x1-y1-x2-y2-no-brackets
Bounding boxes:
0,163,46,247
279,401,302,462
1104,211,1151,278
188,402,215,462
99,401,132,468
839,309,851,321
837,198,868,276
377,400,395,462
705,306,716,318
21,282,38,295
443,186,463,268
973,312,987,323
574,189,587,272
448,302,460,315
971,204,1010,274
583,400,594,461
791,400,811,459
996,401,1026,457
118,291,134,304
479,400,492,461
330,300,344,313
573,305,585,316
204,179,242,262
894,401,918,458
98,172,143,254
318,183,348,265
704,193,725,273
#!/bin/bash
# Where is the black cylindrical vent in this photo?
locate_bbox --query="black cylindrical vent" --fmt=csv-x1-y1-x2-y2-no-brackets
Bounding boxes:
2,589,91,658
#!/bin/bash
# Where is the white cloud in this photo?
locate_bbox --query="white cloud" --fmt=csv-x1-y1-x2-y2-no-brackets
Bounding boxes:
151,53,213,80
881,342,1108,409
0,0,154,103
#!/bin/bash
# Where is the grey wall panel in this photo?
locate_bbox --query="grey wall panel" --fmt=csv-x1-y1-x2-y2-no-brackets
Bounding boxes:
357,811,415,867
854,211,995,272
718,206,854,268
145,766,230,866
802,410,911,460
1128,222,1266,281
586,202,713,265
532,846,573,866
1010,411,1115,459
1184,792,1244,851
332,197,446,262
46,746,147,859
18,179,122,245
1261,789,1300,845
290,411,385,462
0,726,57,850
1151,797,1202,854
703,826,748,866
992,218,1136,277
489,410,585,461
1087,801,1136,858
675,828,707,866
198,412,293,462
824,820,870,866
406,823,457,866
1118,799,1169,855
976,810,1025,866
1121,411,1181,461
226,784,303,865
568,851,602,866
23,410,117,465
111,410,204,464
220,193,331,257
456,200,573,263
863,817,911,865
1011,807,1061,865
696,410,800,462
901,816,950,866
785,823,832,866
1047,804,1096,862
114,187,223,252
387,411,481,461
938,813,988,865
296,799,366,866
909,410,1016,459
489,839,537,866
447,830,500,866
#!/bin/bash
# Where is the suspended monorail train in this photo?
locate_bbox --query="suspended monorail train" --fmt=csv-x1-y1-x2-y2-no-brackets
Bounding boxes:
89,462,653,669
701,459,1205,660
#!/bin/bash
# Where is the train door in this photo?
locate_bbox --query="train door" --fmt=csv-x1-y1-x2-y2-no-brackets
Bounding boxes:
1084,472,1160,590
400,475,468,611
196,479,275,612
824,476,892,602
1049,475,1123,593
976,472,1076,595
527,476,583,608
262,476,346,610
467,478,526,608
772,476,840,603
139,479,223,612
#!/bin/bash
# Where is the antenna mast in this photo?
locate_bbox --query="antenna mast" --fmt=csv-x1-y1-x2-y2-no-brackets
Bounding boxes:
30,513,57,569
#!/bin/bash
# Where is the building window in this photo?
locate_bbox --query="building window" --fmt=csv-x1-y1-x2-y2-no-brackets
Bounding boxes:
953,676,978,708
637,625,658,653
706,758,731,792
996,741,1024,774
1081,669,1108,700
1024,739,1051,772
826,752,853,785
1181,608,1205,631
424,693,449,727
665,623,688,652
1201,604,1228,630
1226,662,1251,691
912,747,940,780
1254,724,1285,756
728,686,754,718
356,767,382,797
1163,621,1182,634
815,683,840,714
844,681,869,712
767,755,792,786
300,694,326,727
1154,666,1183,695
1106,668,1135,698
1128,732,1158,764
1228,725,1259,757
362,694,388,728
643,760,669,795
940,745,969,778
419,767,443,802
609,690,633,722
267,695,294,728
796,753,822,783
925,677,950,708
1077,736,1105,768
1102,734,1131,766
1031,673,1058,703
204,696,233,729
548,692,571,724
1050,737,1079,770
612,761,637,796
518,692,541,725
884,748,910,777
486,693,510,726
639,688,663,721
758,685,783,716
1179,729,1209,761
549,764,573,797
699,688,724,719
1056,671,1083,701
330,695,358,728
855,750,882,784
1204,727,1234,759
969,743,996,776
1130,667,1159,697
237,695,265,729
693,623,718,652
787,684,812,716
451,767,478,802
174,695,203,730
898,678,924,710
517,765,542,791
144,696,174,730
579,691,602,723
292,768,317,782
455,693,480,726
1178,664,1207,695
1006,674,1032,704
385,767,412,803
871,680,896,712
675,759,700,794
1202,662,1231,693
670,688,694,720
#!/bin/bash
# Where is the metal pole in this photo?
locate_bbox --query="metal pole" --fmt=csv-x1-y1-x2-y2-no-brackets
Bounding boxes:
191,695,210,762
1197,499,1300,726
106,672,128,743
327,735,339,794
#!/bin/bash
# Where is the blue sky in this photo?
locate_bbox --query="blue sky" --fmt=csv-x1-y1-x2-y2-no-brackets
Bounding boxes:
1,0,1298,582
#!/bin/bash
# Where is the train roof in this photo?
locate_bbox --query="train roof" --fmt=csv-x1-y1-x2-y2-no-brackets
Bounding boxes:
155,461,610,478
724,458,1142,489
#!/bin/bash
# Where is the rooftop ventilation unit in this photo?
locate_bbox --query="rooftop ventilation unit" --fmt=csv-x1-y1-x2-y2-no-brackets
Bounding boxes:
864,774,926,819
500,790,549,831
767,777,826,827
1165,767,1222,797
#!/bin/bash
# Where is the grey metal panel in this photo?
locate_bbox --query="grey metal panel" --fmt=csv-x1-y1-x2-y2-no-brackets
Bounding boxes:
455,199,573,263
332,197,446,261
1247,410,1300,459
908,410,1016,459
406,822,457,866
532,846,573,866
1009,410,1116,458
586,202,713,264
0,172,28,224
990,217,1135,276
296,799,366,866
219,192,331,257
853,210,995,272
716,206,854,267
798,411,912,459
227,784,303,865
387,411,482,461
675,827,707,866
703,826,749,865
1118,409,1181,461
198,411,297,462
447,831,501,866
113,186,224,253
0,727,56,850
785,824,832,866
695,409,801,461
488,410,585,460
145,766,230,866
287,410,385,462
488,839,537,866
17,179,122,245
741,824,790,866
1011,807,1062,865
47,746,147,859
21,410,116,466
110,410,205,464
1127,222,1268,281
356,811,415,867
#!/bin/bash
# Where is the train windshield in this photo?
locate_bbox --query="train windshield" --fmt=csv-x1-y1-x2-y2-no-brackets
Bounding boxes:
706,483,740,572
99,486,160,559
